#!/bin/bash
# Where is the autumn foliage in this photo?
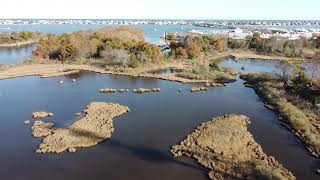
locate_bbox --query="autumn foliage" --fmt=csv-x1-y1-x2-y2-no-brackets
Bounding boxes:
33,27,162,67
170,34,228,59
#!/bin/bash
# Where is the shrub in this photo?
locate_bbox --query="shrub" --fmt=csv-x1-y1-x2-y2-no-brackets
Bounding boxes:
186,44,201,59
100,48,131,67
129,57,141,68
173,47,188,59
209,62,220,71
56,44,79,61
211,35,228,52
228,38,248,49
289,71,310,93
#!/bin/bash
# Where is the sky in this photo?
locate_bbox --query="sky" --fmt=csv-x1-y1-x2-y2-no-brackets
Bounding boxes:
1,0,320,20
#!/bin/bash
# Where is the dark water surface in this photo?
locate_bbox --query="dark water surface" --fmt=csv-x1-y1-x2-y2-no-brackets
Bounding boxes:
0,71,319,180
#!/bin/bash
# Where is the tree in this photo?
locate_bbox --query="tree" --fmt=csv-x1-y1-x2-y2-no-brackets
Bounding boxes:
174,47,188,59
290,71,311,97
100,48,131,67
57,44,79,61
211,35,228,52
249,32,261,49
186,44,201,59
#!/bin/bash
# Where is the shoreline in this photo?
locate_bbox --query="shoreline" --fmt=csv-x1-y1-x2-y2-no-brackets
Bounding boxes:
230,50,300,61
229,50,320,62
0,40,38,48
0,63,226,86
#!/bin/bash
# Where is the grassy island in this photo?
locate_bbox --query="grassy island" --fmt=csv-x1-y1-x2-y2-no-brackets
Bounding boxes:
172,114,295,180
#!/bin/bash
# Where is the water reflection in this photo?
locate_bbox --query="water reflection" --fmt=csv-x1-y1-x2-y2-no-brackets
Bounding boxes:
0,43,37,65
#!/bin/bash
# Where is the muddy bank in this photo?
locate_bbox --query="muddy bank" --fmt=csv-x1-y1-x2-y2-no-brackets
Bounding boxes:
230,50,299,61
171,114,295,180
34,102,129,154
0,63,223,86
0,40,38,47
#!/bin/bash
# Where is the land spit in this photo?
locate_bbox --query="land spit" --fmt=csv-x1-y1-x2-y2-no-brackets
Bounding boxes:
0,63,223,86
240,74,320,158
171,114,295,180
0,40,38,47
230,50,298,61
32,102,129,154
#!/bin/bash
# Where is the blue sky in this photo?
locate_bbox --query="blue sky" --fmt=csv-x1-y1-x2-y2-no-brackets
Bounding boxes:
1,0,319,20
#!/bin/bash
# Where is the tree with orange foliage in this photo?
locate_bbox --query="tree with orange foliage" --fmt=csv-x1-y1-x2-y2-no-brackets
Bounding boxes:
174,47,188,59
186,44,201,59
56,44,79,61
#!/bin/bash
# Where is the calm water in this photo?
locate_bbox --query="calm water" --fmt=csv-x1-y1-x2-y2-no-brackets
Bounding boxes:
0,43,37,65
0,71,319,180
220,58,320,78
0,25,319,179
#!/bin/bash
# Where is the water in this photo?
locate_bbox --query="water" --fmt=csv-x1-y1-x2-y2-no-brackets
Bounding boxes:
220,58,320,78
0,25,319,178
0,43,37,65
0,70,319,180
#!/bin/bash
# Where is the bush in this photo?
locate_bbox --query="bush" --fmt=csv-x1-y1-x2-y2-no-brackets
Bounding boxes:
289,71,310,94
186,44,201,59
211,35,228,52
129,57,141,68
209,62,220,71
100,48,131,67
173,47,188,59
56,44,79,61
228,38,248,49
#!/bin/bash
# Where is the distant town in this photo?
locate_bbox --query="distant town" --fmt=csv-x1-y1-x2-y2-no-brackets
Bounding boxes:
0,19,320,27
1,19,320,42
